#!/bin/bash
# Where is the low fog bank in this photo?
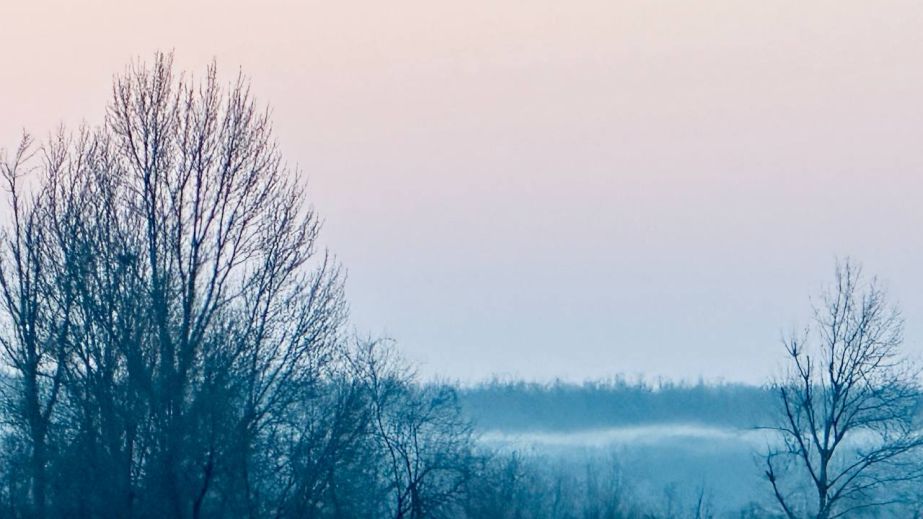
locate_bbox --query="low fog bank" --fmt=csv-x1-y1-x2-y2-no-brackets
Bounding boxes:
479,423,774,449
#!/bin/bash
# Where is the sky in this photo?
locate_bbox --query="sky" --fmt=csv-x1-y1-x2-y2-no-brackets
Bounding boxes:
3,0,923,384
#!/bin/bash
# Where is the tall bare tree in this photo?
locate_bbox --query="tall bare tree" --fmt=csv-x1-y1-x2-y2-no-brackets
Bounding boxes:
764,260,923,519
1,53,347,518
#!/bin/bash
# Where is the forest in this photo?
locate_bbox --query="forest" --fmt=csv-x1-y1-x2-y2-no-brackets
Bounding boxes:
2,54,923,519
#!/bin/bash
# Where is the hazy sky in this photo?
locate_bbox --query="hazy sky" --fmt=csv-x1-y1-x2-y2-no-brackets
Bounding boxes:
3,0,923,383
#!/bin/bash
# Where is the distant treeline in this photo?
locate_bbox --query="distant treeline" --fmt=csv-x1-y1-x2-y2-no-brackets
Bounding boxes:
458,379,777,431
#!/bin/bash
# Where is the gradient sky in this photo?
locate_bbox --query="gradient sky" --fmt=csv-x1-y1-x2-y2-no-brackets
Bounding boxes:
3,0,923,383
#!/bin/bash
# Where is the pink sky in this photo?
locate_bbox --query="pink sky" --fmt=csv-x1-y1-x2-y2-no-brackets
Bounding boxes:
3,0,923,382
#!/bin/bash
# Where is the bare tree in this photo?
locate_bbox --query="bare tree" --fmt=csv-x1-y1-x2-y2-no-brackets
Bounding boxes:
0,134,80,519
260,346,380,519
349,340,475,519
764,260,923,519
1,53,347,518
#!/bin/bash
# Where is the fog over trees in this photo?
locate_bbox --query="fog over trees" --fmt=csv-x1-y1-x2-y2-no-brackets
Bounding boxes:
3,54,923,518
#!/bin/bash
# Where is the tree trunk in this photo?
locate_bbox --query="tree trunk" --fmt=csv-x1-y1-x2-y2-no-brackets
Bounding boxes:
31,439,46,519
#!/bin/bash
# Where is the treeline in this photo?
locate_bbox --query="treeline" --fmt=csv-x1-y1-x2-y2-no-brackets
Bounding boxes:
459,379,776,431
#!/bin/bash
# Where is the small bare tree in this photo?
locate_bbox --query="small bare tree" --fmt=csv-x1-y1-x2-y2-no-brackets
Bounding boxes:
764,260,923,519
349,340,475,519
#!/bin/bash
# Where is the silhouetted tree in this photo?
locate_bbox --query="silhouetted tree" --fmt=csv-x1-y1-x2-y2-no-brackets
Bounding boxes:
764,260,923,519
1,53,346,518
